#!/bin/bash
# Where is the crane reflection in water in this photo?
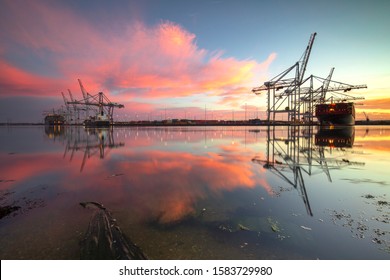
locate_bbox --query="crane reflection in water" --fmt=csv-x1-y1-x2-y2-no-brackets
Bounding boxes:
252,125,364,216
45,126,125,172
3,125,388,259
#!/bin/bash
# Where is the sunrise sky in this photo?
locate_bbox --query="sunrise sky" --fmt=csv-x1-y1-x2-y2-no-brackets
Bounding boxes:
0,0,389,122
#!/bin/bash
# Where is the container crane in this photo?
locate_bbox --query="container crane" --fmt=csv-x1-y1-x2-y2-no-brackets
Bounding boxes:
68,89,82,124
61,92,72,123
78,79,89,100
78,79,93,120
363,112,370,122
298,32,317,85
321,67,335,101
67,79,124,126
252,33,317,123
252,33,367,124
297,69,366,123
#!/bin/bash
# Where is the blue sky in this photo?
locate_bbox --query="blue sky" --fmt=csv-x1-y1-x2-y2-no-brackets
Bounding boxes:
0,0,389,122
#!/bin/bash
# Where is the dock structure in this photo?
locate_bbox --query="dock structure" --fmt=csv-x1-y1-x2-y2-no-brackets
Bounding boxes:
47,79,124,126
252,33,367,125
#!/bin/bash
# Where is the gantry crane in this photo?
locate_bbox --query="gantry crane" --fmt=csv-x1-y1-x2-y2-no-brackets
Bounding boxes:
61,92,71,123
67,79,124,125
297,70,367,123
252,33,367,124
67,89,84,124
363,112,370,122
77,79,95,121
252,33,317,123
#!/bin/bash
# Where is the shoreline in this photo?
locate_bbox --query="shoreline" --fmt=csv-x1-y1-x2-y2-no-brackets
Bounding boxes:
1,120,390,127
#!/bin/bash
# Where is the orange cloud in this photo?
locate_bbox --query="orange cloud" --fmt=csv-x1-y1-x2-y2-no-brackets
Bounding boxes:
0,0,275,105
359,98,390,109
107,149,261,223
1,139,269,224
354,127,390,151
356,97,390,120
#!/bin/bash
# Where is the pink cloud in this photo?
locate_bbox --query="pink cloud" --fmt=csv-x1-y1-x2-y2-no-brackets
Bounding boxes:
0,60,67,96
0,0,275,106
108,149,260,223
0,148,268,224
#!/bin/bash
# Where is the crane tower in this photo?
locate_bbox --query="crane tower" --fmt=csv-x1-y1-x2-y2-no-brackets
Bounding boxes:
252,33,317,123
252,33,367,124
66,80,124,126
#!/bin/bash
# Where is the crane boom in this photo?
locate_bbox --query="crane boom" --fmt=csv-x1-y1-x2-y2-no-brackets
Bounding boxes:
78,79,88,100
252,32,316,95
321,67,334,100
363,112,369,121
298,32,316,84
67,89,77,110
61,92,69,109
67,89,74,102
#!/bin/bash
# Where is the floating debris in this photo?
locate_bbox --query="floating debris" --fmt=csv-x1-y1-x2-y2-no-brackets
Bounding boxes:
0,179,15,183
0,190,14,202
372,215,389,224
191,245,201,253
0,187,47,219
277,234,289,241
300,226,312,231
372,238,382,244
354,233,365,239
218,225,233,232
326,207,390,253
267,217,280,232
378,201,388,206
271,186,292,197
106,173,124,179
344,179,389,186
0,205,21,219
271,224,279,232
357,222,369,233
238,224,250,231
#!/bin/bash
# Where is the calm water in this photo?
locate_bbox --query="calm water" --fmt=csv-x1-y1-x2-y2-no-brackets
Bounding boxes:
0,125,389,259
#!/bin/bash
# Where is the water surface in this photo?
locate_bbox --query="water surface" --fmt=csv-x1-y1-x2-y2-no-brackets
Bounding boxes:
0,125,389,259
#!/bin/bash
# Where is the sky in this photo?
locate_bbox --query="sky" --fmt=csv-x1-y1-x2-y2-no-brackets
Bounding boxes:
0,0,389,122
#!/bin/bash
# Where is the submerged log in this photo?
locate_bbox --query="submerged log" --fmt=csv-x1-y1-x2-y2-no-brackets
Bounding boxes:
80,201,147,260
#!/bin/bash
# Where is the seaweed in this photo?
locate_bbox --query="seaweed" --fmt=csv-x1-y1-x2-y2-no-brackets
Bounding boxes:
0,205,21,219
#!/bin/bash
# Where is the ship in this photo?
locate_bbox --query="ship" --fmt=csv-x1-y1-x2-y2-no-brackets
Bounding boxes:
315,102,355,126
315,125,355,148
44,113,66,125
84,111,111,127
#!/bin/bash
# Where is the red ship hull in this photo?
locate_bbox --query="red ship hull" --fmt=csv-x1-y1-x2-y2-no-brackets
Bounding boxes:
315,102,355,125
